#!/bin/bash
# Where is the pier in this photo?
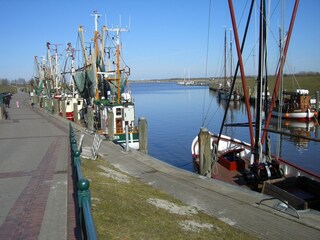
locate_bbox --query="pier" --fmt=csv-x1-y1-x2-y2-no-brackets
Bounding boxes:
1,91,320,239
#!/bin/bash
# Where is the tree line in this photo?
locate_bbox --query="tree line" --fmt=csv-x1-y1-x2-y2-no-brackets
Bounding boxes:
0,78,30,86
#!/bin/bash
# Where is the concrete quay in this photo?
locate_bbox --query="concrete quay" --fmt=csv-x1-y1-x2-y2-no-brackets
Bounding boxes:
1,91,319,239
75,117,320,239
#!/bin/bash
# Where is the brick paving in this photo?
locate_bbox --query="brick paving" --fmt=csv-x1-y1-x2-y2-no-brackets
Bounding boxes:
0,92,81,239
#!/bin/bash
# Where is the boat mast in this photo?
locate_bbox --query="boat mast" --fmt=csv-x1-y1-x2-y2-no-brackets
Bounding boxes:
109,24,129,103
101,25,107,66
276,0,285,159
91,11,101,101
261,0,300,144
54,46,59,92
253,0,266,162
78,26,88,66
47,42,54,97
228,0,255,147
224,27,227,88
229,29,233,82
51,44,62,93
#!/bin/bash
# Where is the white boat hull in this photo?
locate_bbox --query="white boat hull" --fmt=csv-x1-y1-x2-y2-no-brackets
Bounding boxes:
272,109,314,119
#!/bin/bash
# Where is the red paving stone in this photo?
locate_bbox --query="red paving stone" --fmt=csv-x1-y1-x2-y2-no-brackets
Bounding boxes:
0,137,62,239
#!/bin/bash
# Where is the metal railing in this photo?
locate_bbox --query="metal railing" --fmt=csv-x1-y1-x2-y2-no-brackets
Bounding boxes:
69,123,98,240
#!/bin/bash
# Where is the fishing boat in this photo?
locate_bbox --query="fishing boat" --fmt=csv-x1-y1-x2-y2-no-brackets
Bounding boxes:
191,0,320,211
73,11,139,149
272,89,316,120
33,42,84,121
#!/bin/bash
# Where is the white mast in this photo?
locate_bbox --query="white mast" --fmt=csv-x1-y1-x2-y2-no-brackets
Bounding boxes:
109,18,129,102
46,42,53,91
91,11,101,32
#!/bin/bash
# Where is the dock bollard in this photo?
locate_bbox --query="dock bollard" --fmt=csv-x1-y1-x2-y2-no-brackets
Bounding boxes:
138,117,148,154
53,99,59,114
107,110,114,140
198,127,212,176
73,102,79,124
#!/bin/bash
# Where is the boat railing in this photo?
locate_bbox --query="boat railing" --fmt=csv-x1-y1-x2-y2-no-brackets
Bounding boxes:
69,123,98,240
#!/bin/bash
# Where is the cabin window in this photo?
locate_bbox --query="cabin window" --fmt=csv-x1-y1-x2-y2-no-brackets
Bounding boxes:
116,108,121,116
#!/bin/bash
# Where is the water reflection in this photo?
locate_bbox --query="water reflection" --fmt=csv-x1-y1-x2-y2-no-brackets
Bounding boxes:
132,82,319,174
269,118,316,151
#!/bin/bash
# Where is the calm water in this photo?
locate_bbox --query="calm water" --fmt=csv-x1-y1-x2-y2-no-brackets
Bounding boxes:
130,82,320,175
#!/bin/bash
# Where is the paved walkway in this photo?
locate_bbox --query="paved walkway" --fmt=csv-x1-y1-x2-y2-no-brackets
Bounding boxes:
0,92,80,239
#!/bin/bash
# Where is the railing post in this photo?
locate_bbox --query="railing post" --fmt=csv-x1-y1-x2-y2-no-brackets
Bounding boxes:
69,123,97,239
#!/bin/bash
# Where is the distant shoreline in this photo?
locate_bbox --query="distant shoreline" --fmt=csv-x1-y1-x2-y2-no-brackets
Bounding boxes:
129,73,320,94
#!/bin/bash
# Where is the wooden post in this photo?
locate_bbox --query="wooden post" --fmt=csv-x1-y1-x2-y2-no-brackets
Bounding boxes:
100,108,106,134
53,99,59,114
316,91,319,112
48,99,52,113
40,97,43,108
0,95,3,120
73,102,79,123
107,110,114,140
138,117,148,154
198,128,212,176
33,95,38,105
44,98,48,110
61,100,66,118
87,106,94,132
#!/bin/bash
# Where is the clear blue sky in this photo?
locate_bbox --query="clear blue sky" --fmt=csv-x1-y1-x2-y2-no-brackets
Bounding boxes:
0,0,319,81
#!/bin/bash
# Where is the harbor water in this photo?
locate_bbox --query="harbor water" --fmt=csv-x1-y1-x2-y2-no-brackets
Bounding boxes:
130,82,320,176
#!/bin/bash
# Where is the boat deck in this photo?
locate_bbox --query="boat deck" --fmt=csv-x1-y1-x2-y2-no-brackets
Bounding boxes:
211,160,248,187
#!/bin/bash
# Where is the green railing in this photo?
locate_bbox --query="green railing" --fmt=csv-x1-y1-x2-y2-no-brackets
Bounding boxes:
69,123,98,240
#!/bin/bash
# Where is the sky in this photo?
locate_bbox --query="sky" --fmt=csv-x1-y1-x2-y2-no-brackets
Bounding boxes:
0,0,319,81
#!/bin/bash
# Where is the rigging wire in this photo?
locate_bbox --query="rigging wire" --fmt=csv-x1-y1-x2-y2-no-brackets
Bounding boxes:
217,0,256,147
201,0,212,127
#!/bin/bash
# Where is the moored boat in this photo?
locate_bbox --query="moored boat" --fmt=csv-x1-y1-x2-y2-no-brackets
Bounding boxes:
272,89,316,120
73,11,139,149
191,0,320,211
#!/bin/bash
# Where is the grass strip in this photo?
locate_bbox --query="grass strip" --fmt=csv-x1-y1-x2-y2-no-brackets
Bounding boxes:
81,157,256,239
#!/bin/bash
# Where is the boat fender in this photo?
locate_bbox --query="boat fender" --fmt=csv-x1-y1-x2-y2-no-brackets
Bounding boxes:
265,164,272,178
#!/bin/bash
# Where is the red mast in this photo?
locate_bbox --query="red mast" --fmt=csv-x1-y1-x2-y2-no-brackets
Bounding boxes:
228,0,255,147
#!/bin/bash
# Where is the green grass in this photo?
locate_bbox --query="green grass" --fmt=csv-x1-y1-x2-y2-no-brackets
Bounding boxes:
244,75,320,95
81,157,256,239
211,74,320,97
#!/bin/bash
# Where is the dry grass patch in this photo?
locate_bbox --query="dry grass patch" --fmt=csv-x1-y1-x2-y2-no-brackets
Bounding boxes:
81,157,256,239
